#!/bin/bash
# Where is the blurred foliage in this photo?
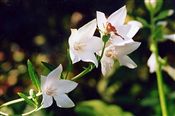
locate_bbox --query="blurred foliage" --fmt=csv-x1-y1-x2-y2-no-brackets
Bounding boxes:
0,0,175,116
75,100,133,116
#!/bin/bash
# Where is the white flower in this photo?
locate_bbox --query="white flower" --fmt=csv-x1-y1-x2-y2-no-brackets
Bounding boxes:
101,40,141,75
41,64,78,108
96,6,141,75
147,53,156,73
96,6,141,42
68,19,103,67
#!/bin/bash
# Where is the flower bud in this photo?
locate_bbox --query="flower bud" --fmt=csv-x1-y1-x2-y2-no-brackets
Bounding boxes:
144,0,163,14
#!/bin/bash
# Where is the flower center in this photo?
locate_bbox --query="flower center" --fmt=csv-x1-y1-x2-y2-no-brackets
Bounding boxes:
105,49,118,59
73,42,86,51
45,86,57,96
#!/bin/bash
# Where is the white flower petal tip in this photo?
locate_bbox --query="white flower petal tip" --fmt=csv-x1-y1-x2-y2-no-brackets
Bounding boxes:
54,94,75,108
147,53,156,73
108,5,127,26
118,55,137,69
128,21,143,28
41,64,78,108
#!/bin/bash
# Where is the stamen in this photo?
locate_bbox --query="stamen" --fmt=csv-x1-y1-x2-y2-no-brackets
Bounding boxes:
45,87,57,96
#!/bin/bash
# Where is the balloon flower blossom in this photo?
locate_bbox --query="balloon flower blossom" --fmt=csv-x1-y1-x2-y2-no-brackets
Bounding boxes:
41,64,78,108
97,6,141,75
68,19,103,67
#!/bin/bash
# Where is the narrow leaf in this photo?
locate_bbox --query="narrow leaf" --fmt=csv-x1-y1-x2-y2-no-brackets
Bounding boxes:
27,60,41,91
41,61,57,71
155,9,174,21
18,92,36,107
136,17,149,28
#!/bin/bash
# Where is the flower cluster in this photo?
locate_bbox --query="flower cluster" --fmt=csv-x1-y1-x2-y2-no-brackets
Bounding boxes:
41,6,141,109
69,6,141,76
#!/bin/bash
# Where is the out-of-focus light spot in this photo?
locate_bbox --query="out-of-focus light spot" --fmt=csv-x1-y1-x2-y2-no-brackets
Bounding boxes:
88,79,96,87
0,51,5,61
0,75,5,81
35,54,49,65
7,69,19,86
1,62,11,71
71,12,83,26
34,35,46,46
10,43,20,52
0,87,4,96
17,64,27,74
13,50,25,62
13,86,23,94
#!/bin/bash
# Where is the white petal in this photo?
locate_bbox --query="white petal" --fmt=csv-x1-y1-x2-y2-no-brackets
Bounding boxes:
54,94,75,108
101,55,114,76
77,19,97,42
56,80,78,93
79,52,98,67
69,48,80,64
111,35,133,46
96,11,107,32
117,24,132,38
84,36,103,52
147,53,156,73
47,64,63,81
115,41,141,56
68,29,78,46
42,93,53,108
164,34,175,42
127,21,142,38
41,75,47,90
108,6,126,26
118,55,137,68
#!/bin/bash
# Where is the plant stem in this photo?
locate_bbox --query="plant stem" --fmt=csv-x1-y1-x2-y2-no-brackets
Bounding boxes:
150,12,168,116
71,41,107,81
0,92,42,108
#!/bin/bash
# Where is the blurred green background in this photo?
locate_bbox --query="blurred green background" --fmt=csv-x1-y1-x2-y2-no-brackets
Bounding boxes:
0,0,175,115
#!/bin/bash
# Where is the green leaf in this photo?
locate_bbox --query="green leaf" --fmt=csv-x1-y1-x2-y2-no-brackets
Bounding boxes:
75,100,133,116
41,61,57,71
136,17,149,28
152,25,163,41
27,60,41,91
155,9,174,21
18,92,36,107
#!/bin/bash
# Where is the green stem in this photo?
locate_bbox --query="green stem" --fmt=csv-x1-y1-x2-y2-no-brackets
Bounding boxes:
71,41,107,81
0,111,8,116
0,92,42,108
150,12,168,116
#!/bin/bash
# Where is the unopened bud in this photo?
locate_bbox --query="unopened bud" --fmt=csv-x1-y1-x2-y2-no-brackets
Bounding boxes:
144,0,163,14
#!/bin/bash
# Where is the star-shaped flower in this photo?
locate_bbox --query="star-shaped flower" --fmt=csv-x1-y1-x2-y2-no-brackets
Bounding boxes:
41,64,78,108
97,6,142,43
101,40,141,76
68,19,103,67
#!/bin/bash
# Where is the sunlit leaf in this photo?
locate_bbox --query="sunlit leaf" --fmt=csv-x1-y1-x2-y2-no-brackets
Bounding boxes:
136,17,149,28
155,9,174,21
27,59,41,91
41,61,56,71
18,92,36,107
75,100,133,116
